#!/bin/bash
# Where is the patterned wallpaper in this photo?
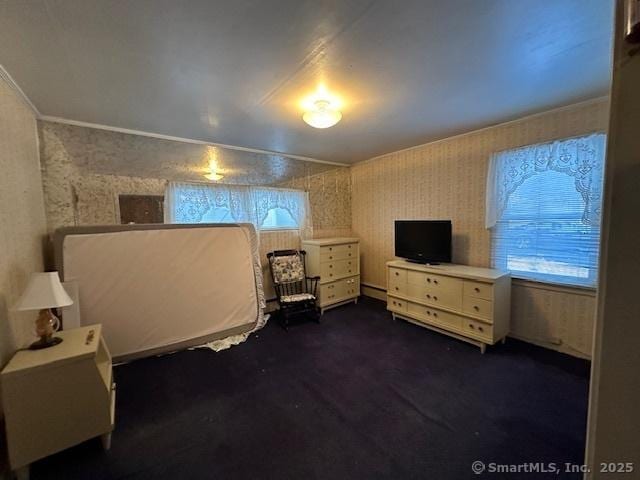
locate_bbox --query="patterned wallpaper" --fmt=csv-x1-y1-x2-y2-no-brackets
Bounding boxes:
0,77,48,363
351,99,609,357
38,121,340,185
38,120,351,234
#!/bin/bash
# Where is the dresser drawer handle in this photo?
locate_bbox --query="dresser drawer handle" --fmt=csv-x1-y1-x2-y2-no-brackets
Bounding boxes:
469,324,475,329
426,294,431,299
433,296,438,301
433,280,438,285
433,312,438,318
474,287,480,293
427,278,431,283
348,253,352,256
427,310,431,316
329,256,333,259
348,270,352,273
395,286,399,291
473,305,479,311
478,326,484,332
392,301,397,305
395,272,399,276
348,245,352,249
329,274,333,277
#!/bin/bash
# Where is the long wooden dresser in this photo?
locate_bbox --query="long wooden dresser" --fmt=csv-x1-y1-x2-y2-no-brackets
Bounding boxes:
302,237,360,313
386,260,511,353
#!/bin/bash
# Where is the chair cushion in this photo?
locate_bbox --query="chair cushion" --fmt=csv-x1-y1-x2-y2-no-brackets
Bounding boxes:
271,254,305,284
280,293,316,303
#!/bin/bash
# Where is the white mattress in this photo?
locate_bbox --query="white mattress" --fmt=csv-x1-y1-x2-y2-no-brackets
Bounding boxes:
58,224,264,359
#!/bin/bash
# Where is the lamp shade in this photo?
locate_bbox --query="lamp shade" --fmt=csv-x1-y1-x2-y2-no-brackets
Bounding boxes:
13,272,73,311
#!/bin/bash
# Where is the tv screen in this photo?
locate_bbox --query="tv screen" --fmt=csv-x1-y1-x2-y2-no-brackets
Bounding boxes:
394,220,452,264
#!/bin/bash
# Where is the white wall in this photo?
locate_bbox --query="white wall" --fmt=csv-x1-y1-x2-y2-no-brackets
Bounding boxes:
586,0,640,475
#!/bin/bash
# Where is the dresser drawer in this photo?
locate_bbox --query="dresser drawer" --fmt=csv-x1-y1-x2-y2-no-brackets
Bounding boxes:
344,276,359,297
406,283,462,310
407,270,457,289
320,243,358,262
321,278,346,301
389,280,408,296
462,318,493,341
463,280,493,301
321,258,358,279
462,296,493,320
389,267,407,284
407,302,463,330
387,296,407,313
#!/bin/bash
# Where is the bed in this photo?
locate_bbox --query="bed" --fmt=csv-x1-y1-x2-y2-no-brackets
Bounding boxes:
54,223,266,361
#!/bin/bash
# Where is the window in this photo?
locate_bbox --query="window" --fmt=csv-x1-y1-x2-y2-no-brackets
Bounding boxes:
486,133,606,288
260,207,298,230
164,182,312,236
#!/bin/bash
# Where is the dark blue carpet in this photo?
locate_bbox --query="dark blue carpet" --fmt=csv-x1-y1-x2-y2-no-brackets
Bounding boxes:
33,296,590,479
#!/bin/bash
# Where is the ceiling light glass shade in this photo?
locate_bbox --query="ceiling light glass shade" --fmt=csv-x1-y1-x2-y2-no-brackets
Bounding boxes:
303,100,342,129
204,172,224,181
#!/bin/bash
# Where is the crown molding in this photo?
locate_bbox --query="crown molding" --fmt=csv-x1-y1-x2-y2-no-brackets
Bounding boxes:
38,115,349,167
0,64,40,116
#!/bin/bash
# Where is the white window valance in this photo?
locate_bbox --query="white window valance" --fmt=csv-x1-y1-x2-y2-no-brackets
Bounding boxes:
485,133,607,229
164,182,313,238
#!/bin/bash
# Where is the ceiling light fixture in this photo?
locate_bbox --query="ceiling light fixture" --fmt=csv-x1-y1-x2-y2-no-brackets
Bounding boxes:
302,86,343,130
204,160,224,181
303,100,342,129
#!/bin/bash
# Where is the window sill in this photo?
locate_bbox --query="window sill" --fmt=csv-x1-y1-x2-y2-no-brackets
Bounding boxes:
259,228,299,233
511,277,597,296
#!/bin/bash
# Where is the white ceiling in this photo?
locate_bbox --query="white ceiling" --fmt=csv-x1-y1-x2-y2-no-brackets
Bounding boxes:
0,0,613,164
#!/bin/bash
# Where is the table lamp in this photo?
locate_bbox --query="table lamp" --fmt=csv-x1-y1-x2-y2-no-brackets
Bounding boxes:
13,272,73,349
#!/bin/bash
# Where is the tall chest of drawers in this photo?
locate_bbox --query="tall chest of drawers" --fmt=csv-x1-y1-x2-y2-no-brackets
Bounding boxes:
302,237,360,313
386,260,511,353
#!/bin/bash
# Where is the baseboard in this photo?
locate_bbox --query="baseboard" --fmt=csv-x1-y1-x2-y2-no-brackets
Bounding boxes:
361,283,387,301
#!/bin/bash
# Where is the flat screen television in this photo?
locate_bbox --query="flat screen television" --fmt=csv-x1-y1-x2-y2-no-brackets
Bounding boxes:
394,220,452,264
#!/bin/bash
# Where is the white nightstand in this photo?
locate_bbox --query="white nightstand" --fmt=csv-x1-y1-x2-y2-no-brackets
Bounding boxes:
1,324,115,479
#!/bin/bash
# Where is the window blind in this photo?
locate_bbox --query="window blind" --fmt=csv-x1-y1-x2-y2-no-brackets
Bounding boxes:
488,133,606,288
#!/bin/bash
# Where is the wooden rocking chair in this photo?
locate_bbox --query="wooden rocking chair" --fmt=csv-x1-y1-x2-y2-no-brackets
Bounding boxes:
267,249,321,329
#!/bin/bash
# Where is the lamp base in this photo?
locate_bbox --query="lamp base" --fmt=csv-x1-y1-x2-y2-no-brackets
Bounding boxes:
29,336,63,350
